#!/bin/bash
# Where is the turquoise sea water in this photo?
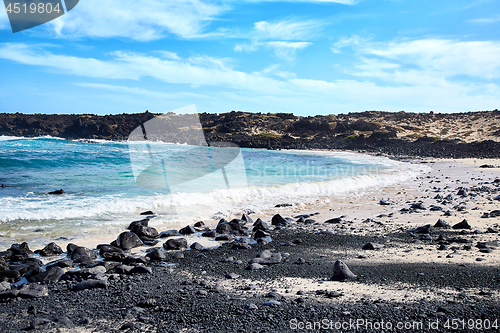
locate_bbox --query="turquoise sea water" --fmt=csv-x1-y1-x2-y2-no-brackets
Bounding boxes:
0,136,425,249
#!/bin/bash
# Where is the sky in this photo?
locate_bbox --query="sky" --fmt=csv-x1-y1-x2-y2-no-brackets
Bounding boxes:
0,0,499,116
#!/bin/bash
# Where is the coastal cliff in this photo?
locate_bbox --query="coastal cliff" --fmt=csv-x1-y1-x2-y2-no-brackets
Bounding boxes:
1,110,500,158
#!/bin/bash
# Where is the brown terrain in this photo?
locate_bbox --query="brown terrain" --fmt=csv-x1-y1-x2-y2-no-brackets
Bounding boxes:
1,109,500,157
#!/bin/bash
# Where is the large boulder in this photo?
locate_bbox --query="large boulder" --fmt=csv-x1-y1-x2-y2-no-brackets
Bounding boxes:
330,260,357,281
131,224,159,238
117,232,144,250
38,242,63,257
70,247,97,264
27,266,64,284
163,238,188,251
127,218,150,230
271,214,289,226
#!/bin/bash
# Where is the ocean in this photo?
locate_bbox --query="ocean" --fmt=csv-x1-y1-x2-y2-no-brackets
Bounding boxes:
0,136,427,250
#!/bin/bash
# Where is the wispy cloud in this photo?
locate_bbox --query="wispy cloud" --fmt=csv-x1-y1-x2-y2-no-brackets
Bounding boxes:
1,42,499,114
235,19,320,59
253,19,324,40
0,43,286,94
74,83,209,99
235,40,311,60
47,0,227,41
333,37,500,81
468,15,500,24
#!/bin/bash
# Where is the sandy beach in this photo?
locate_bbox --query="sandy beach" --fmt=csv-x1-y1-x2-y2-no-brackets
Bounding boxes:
1,156,499,332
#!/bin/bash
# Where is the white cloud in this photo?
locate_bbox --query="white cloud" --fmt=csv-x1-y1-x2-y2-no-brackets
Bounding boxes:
468,15,500,24
235,19,319,59
1,42,499,114
235,41,311,60
157,51,181,60
333,37,500,83
0,43,286,94
253,19,324,40
48,0,227,40
74,83,209,99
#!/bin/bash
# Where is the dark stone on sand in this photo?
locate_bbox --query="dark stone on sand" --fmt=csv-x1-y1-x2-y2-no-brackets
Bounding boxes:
117,232,144,250
140,210,154,215
190,242,204,251
330,260,357,281
0,289,19,299
253,219,270,231
179,226,196,235
479,164,495,168
477,241,498,248
482,210,500,218
127,218,149,230
253,229,271,240
419,234,432,241
66,243,78,255
241,213,254,224
410,202,426,210
443,210,452,216
362,242,385,250
48,189,64,195
275,203,292,207
38,242,63,256
9,242,33,255
131,224,159,238
0,270,21,283
457,188,468,197
271,214,289,226
172,252,184,259
452,219,472,230
216,221,232,234
115,265,133,274
123,255,150,266
146,248,166,261
438,244,448,251
28,266,64,283
324,217,342,223
430,205,443,211
163,238,188,251
193,221,205,228
434,219,451,228
379,200,391,205
46,259,73,270
159,230,180,238
71,246,97,263
73,279,107,291
130,266,152,274
98,245,124,256
409,224,432,234
202,230,216,237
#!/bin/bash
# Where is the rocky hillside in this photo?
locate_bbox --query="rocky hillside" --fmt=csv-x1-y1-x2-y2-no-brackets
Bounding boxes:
1,110,500,158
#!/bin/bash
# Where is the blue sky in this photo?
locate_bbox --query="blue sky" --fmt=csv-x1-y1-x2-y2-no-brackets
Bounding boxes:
0,0,499,115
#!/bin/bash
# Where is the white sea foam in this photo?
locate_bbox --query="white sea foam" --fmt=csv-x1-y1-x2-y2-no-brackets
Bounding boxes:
0,156,428,224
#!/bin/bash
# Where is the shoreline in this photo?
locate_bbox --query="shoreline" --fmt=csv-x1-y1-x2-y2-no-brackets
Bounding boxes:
1,154,499,332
